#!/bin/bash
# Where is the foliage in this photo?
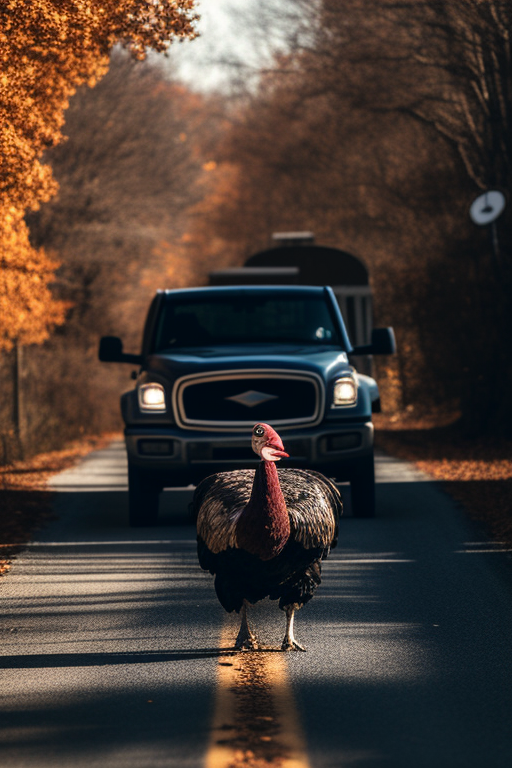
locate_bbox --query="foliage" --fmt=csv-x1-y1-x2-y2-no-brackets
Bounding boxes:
309,0,512,191
186,0,512,432
0,209,69,347
0,0,197,350
0,53,223,464
28,52,221,344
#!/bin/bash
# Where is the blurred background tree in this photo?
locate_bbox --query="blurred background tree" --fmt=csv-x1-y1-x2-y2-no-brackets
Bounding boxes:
28,51,220,347
0,0,198,459
0,0,197,351
1,50,224,460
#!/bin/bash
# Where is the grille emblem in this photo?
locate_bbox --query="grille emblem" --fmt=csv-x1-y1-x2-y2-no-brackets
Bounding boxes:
225,389,279,408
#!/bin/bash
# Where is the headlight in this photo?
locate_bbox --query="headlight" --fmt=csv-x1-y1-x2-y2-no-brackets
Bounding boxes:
333,376,357,406
138,383,166,412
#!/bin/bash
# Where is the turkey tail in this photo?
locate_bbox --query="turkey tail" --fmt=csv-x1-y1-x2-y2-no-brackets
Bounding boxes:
278,559,323,610
214,573,243,613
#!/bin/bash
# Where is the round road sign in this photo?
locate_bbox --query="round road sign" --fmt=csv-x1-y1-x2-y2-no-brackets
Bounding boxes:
470,190,506,226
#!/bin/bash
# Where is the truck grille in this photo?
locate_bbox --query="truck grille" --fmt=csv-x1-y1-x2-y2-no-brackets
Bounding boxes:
173,369,324,431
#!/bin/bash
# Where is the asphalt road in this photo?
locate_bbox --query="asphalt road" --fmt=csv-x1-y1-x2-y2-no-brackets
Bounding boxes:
1,442,511,767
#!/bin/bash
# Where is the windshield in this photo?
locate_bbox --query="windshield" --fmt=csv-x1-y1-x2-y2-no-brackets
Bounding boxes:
153,294,343,351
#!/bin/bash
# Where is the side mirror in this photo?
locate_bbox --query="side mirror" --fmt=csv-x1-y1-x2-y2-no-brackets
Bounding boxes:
351,327,396,356
98,336,142,365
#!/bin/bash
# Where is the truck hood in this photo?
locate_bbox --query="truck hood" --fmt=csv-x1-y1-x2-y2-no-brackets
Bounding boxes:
144,344,351,384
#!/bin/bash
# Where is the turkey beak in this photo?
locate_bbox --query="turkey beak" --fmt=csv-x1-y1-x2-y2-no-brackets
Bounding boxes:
266,442,289,459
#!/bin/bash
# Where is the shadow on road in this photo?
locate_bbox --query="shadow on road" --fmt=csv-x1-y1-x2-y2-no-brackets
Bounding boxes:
45,489,196,534
0,647,237,669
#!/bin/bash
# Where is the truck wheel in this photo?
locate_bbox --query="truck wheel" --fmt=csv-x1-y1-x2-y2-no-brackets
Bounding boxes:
350,453,376,518
128,465,161,527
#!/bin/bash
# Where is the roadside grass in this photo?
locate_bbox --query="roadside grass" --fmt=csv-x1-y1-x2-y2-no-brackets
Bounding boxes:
374,413,512,546
0,433,120,575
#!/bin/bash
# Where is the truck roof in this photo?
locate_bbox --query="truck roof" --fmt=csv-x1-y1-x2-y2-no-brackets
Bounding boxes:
158,285,330,299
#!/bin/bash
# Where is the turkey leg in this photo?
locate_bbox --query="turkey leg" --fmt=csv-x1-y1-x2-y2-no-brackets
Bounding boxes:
234,601,259,650
282,605,306,651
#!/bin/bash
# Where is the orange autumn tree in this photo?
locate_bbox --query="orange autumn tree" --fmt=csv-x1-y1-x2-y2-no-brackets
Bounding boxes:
0,0,197,350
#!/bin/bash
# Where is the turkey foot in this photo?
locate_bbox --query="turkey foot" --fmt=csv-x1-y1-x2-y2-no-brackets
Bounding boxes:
281,638,306,652
281,606,306,652
234,602,259,651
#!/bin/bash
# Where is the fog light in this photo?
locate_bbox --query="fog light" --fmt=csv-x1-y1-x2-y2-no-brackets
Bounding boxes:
138,440,174,456
325,433,362,451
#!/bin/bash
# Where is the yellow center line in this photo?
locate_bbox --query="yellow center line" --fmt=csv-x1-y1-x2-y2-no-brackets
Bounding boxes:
206,625,311,768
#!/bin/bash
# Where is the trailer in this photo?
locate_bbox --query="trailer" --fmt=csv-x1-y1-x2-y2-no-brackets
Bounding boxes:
209,233,373,352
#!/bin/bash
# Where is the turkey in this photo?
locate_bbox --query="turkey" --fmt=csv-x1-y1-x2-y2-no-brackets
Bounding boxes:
193,423,342,651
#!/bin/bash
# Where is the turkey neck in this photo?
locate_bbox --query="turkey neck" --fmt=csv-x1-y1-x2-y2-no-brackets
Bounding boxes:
236,460,290,560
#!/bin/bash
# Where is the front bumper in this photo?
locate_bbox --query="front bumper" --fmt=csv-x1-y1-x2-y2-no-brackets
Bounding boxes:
125,421,374,485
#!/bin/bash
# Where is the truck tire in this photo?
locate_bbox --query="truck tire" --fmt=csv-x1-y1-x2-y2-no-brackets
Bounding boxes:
350,453,376,518
128,465,161,527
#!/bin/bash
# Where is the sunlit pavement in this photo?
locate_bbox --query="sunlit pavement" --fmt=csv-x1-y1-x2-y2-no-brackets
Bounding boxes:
0,442,511,767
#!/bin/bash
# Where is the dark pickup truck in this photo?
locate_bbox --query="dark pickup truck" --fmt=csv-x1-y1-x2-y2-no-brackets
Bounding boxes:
99,285,395,525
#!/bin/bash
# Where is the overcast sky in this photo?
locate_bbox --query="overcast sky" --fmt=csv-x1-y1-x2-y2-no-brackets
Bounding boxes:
168,0,290,90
